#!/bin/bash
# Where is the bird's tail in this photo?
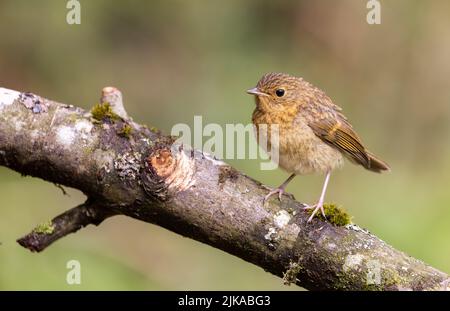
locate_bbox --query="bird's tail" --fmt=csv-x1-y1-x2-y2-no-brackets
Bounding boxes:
365,152,391,173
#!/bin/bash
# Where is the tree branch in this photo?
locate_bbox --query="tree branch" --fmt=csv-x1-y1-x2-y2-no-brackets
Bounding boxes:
17,201,117,252
0,86,448,291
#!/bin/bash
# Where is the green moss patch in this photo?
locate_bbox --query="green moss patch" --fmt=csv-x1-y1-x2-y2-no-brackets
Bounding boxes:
150,126,159,133
118,123,132,138
34,220,55,235
309,203,351,226
283,261,303,285
91,102,120,122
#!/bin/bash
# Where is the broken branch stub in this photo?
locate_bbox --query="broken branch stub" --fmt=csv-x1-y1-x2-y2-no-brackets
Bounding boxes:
142,146,196,201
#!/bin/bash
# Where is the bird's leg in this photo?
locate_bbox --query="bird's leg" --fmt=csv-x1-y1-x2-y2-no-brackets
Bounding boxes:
304,171,331,222
263,173,296,204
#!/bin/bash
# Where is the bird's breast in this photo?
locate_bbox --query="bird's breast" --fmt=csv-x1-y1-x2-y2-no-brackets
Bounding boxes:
252,109,344,175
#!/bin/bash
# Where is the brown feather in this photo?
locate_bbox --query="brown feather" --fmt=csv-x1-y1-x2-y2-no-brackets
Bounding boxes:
366,152,391,173
308,115,371,168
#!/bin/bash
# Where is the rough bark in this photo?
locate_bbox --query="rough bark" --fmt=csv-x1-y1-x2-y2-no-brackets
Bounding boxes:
0,86,448,291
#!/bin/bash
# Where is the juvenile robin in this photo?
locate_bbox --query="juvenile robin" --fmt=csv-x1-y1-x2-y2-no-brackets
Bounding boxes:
247,72,390,222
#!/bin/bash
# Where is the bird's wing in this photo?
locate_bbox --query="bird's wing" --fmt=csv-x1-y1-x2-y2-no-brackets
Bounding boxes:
304,104,370,168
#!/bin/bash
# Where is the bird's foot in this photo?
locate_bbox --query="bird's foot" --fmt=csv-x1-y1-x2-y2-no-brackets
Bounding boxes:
263,187,285,204
304,201,326,223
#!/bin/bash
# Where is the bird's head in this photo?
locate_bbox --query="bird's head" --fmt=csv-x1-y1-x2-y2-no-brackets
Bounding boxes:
247,72,304,112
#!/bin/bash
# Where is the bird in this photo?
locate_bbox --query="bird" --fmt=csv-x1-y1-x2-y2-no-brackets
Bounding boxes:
247,72,390,222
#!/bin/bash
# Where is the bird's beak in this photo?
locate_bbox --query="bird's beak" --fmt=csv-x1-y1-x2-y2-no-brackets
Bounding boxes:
246,87,269,97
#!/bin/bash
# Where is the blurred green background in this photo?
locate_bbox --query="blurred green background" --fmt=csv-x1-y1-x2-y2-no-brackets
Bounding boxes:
1,0,449,290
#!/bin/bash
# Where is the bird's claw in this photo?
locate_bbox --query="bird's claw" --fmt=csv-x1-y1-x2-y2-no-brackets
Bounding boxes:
263,187,284,204
304,202,326,223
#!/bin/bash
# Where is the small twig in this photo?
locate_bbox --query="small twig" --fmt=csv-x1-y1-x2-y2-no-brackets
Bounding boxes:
100,86,129,120
17,201,117,252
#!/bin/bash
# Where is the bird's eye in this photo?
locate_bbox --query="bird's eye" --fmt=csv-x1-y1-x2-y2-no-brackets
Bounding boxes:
275,89,285,97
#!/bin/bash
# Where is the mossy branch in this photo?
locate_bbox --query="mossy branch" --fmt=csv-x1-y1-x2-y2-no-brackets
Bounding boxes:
0,86,448,291
17,201,117,252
